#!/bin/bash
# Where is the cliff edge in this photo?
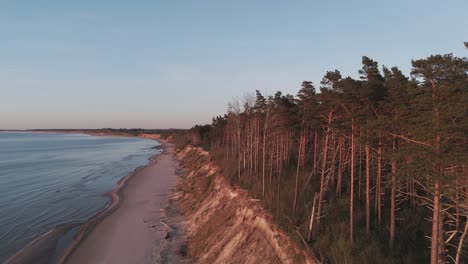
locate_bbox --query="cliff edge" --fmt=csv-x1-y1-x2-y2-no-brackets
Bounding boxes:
175,146,319,264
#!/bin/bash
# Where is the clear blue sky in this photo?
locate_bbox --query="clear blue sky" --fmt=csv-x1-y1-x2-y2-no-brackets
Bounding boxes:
1,0,467,129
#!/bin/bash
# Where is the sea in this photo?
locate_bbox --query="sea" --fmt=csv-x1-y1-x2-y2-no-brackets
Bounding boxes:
0,132,160,262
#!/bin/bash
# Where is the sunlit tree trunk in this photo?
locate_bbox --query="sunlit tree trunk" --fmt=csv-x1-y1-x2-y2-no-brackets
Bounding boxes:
317,112,332,226
293,128,306,214
365,133,371,237
430,79,442,264
431,180,441,264
336,141,343,196
390,135,397,248
376,134,382,226
455,219,468,264
350,119,355,243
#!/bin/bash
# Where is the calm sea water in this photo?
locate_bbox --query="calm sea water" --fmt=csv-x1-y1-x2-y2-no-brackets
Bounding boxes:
0,132,160,262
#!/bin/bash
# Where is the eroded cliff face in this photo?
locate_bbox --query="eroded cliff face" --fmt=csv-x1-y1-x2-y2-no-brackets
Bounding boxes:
175,146,319,264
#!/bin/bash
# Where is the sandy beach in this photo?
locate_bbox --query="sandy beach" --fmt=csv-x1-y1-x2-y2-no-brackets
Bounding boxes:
61,142,184,264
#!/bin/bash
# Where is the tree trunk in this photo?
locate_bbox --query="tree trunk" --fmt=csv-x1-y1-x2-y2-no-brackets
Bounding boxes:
336,142,343,196
276,132,284,215
293,129,305,213
376,134,382,226
359,144,362,201
237,120,241,179
350,119,355,244
365,134,371,238
431,180,440,264
307,193,319,241
438,208,445,264
390,136,397,248
313,130,318,176
430,79,443,264
455,218,468,264
317,112,332,226
262,116,268,197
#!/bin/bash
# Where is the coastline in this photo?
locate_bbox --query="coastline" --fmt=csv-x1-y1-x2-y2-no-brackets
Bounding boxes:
57,150,163,264
3,223,80,264
65,140,185,263
4,134,165,264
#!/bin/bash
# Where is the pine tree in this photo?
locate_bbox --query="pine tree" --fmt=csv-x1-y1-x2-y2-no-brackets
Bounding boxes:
293,81,319,214
382,66,410,248
187,52,468,263
410,54,468,264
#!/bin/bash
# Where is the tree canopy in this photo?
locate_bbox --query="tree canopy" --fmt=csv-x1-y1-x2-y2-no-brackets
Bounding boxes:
187,52,468,264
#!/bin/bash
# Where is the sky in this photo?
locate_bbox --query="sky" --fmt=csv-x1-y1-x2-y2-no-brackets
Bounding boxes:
1,0,467,129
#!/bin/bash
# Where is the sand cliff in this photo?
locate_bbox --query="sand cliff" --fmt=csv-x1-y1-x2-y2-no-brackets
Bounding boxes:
175,146,319,264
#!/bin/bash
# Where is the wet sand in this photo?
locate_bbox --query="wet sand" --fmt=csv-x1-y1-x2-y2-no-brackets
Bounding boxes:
62,142,184,264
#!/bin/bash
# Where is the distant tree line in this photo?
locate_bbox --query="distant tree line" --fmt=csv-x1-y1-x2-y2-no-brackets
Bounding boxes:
188,51,468,263
31,128,186,138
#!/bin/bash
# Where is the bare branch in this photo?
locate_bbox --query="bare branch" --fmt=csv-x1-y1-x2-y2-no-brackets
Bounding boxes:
387,132,433,147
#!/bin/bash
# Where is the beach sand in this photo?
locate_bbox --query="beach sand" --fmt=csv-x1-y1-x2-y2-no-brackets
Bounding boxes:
63,142,185,264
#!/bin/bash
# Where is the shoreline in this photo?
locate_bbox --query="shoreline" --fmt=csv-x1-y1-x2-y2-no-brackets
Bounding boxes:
4,134,165,264
3,223,80,264
65,140,184,263
57,149,163,263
